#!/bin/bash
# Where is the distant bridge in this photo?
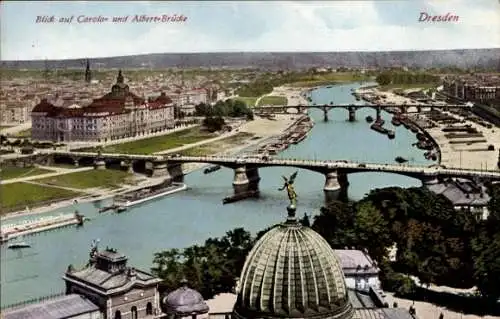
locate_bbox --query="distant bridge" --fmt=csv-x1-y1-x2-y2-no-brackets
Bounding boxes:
253,103,468,121
26,151,500,201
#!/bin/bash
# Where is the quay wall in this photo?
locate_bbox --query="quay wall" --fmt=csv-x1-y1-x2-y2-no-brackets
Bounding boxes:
1,215,81,242
404,116,442,165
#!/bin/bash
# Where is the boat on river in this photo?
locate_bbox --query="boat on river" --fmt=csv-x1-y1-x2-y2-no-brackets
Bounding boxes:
387,130,396,139
113,183,187,208
395,156,408,164
8,242,31,249
204,165,221,174
391,117,401,126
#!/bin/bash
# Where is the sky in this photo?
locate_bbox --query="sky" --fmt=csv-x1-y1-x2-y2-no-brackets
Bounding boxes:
1,0,499,60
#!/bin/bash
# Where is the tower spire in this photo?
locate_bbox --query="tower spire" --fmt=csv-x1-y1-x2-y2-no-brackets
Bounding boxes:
85,59,91,83
117,69,124,84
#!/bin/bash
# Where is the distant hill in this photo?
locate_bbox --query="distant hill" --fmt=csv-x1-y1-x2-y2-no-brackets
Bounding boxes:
1,49,499,70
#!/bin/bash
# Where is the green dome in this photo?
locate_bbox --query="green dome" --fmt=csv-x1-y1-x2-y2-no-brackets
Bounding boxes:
233,209,353,319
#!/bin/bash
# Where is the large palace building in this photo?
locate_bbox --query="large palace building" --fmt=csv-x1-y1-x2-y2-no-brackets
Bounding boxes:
31,70,175,143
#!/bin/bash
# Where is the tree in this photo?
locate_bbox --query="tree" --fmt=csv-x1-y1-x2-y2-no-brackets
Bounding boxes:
376,72,392,85
471,184,500,300
312,200,357,248
353,202,391,261
202,116,225,132
151,228,254,299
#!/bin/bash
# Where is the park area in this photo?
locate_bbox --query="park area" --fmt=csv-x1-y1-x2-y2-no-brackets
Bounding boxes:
232,97,258,107
81,127,215,154
287,72,371,87
0,166,53,180
180,132,255,156
257,96,287,106
0,182,81,214
37,169,133,190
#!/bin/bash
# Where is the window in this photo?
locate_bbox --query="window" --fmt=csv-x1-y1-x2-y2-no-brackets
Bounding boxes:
146,302,153,315
131,306,138,319
114,310,121,319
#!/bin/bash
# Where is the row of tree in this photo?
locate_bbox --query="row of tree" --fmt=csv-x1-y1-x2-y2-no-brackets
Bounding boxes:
195,100,253,120
151,185,500,306
376,71,441,86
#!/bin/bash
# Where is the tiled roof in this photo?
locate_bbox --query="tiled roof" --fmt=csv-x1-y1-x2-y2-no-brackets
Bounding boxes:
31,91,172,118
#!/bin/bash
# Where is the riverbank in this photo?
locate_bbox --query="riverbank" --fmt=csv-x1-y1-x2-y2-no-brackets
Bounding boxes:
422,112,499,170
355,86,499,170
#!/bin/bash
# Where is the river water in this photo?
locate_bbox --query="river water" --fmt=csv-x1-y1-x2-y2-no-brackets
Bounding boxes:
0,82,432,307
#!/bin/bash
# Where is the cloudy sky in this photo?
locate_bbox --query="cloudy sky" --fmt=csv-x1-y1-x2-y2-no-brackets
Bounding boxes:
1,0,499,60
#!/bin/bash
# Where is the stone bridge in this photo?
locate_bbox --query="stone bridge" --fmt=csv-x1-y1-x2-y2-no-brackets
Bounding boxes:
33,151,500,202
253,104,468,122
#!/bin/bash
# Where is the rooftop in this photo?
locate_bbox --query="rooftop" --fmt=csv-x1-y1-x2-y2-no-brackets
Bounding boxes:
335,249,379,275
2,294,99,319
427,180,490,206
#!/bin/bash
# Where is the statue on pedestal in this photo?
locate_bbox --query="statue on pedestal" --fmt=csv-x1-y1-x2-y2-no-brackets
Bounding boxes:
279,171,298,208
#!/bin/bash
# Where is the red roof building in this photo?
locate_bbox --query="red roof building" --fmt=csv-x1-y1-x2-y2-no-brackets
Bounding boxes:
31,71,175,143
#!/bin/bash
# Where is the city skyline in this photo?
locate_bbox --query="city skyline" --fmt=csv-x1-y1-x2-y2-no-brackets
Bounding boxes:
1,0,499,61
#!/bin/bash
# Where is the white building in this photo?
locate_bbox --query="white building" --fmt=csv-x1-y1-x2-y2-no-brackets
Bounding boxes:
334,249,381,292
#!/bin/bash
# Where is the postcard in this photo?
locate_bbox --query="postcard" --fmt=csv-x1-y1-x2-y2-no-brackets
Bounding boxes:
1,1,499,318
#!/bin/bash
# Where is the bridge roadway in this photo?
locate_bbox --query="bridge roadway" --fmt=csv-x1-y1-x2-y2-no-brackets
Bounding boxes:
168,155,500,180
46,151,500,180
252,103,467,121
42,151,500,201
253,103,467,111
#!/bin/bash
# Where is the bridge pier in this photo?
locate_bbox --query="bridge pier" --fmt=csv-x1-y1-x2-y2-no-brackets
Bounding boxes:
375,107,382,122
348,107,356,122
324,171,342,202
121,160,134,173
246,167,261,191
422,175,439,186
323,108,329,122
43,156,53,166
94,159,106,170
151,160,170,178
167,162,184,182
233,166,250,194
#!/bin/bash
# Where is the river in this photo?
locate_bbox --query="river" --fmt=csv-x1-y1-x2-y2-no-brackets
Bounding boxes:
0,82,432,307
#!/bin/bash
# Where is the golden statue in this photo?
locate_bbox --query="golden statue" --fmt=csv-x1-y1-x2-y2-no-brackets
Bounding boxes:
279,171,298,207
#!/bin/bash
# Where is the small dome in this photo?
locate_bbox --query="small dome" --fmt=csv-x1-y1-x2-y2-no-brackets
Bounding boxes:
233,206,353,319
161,284,209,316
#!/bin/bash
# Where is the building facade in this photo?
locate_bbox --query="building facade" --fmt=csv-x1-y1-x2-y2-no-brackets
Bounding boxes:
443,75,500,103
63,244,163,319
334,249,381,292
31,70,175,143
0,103,31,125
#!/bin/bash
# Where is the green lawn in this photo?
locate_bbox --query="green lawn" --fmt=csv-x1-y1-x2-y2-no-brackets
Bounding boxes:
37,169,133,190
0,182,81,214
0,125,13,130
378,83,438,91
287,72,373,87
1,167,53,180
80,127,215,154
232,97,258,107
180,132,254,156
14,129,31,138
257,96,287,106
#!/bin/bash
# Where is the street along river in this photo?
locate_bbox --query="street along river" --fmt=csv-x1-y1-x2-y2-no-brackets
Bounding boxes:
0,82,432,307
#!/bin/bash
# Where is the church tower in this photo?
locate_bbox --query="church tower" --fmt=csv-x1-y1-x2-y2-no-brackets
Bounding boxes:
84,59,91,83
